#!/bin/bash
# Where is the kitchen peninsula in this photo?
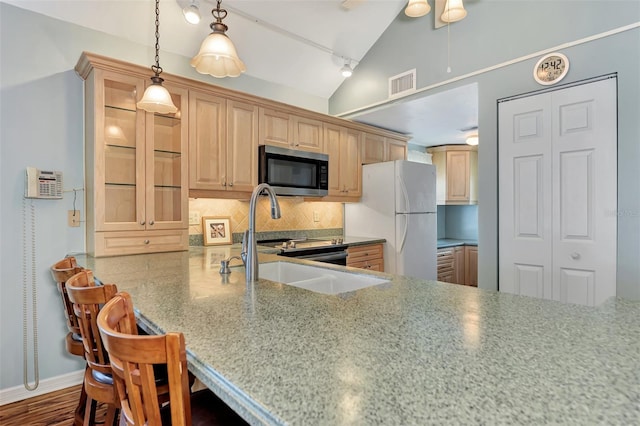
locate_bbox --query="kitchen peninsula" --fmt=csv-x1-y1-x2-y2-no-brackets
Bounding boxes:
78,248,639,425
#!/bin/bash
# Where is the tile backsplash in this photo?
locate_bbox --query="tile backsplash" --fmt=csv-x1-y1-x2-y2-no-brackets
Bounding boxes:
189,197,343,241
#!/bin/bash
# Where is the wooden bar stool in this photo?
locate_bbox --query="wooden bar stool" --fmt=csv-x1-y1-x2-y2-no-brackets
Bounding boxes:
50,256,86,426
66,270,119,426
98,291,248,426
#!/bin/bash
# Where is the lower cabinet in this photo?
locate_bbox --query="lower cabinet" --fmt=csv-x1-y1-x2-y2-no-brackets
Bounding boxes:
437,245,477,286
347,244,384,272
464,246,478,287
436,248,455,283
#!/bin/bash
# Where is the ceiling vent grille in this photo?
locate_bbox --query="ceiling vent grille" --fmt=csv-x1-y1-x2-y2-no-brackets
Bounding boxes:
389,69,416,99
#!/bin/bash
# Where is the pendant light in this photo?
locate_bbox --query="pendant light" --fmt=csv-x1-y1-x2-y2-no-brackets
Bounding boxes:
440,0,467,23
190,0,246,78
137,0,178,114
405,0,431,18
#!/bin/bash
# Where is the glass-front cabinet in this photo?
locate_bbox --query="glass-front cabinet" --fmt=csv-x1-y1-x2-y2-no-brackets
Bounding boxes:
79,54,188,256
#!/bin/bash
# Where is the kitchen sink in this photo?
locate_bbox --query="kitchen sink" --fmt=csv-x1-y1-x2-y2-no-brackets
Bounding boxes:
259,261,390,295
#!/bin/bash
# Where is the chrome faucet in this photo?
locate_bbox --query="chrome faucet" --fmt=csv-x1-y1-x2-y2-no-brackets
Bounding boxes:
246,183,281,282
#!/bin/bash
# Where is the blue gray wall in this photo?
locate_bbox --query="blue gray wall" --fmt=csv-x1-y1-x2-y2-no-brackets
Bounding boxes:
0,3,326,393
331,1,640,300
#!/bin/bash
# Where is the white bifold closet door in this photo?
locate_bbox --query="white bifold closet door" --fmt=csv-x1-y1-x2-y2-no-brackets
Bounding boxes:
498,77,617,306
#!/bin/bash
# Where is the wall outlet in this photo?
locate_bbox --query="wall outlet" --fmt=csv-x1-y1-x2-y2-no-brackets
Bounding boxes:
68,210,81,227
189,211,201,226
313,211,320,222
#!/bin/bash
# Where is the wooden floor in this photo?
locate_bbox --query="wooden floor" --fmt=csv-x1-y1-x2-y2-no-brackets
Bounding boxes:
0,384,106,426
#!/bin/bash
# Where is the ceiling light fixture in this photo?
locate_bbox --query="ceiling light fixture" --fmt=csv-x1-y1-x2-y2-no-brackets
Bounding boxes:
341,59,353,78
137,0,178,114
440,0,467,23
405,0,431,18
182,0,200,25
191,0,246,78
466,134,478,146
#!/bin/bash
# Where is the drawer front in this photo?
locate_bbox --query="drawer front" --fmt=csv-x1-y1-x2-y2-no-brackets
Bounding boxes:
347,244,383,263
94,229,188,257
348,258,384,272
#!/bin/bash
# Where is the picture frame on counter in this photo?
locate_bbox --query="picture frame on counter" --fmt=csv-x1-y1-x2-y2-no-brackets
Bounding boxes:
202,216,232,246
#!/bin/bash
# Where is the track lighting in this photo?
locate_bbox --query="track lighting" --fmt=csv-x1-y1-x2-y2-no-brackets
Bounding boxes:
182,0,200,25
341,59,353,78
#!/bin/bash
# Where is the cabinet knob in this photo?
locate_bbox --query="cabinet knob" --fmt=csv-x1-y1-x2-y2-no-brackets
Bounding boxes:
149,220,155,225
140,220,145,225
570,252,581,260
144,239,150,244
229,182,233,187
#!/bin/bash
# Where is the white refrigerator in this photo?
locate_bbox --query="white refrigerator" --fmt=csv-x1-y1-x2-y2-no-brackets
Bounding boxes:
344,161,437,280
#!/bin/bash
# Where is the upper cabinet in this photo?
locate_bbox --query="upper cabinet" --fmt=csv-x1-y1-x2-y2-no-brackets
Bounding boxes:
324,124,362,199
362,133,407,164
77,57,189,257
259,108,323,153
189,91,257,195
427,145,478,205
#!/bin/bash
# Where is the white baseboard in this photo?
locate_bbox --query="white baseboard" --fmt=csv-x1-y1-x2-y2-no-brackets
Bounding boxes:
0,369,84,406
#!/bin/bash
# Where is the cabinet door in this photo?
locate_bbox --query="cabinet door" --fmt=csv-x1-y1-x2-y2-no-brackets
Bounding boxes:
324,124,343,196
341,128,362,196
387,139,407,161
362,133,385,164
227,100,258,192
189,91,226,190
446,151,470,202
145,83,188,230
292,115,323,152
259,107,291,149
465,246,478,287
97,70,146,232
453,246,465,284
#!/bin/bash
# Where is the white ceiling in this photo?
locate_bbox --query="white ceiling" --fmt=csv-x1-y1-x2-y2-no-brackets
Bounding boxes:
4,0,478,147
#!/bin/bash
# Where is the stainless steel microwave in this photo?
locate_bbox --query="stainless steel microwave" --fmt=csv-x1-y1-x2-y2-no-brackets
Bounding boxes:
258,145,329,197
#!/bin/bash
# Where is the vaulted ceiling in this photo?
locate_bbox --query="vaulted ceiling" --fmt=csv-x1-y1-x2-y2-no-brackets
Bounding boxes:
4,0,478,146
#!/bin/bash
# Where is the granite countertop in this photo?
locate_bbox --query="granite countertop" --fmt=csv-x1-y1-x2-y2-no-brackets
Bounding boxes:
78,248,639,425
437,238,478,248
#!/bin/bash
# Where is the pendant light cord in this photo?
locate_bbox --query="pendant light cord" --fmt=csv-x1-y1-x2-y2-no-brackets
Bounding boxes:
152,0,162,77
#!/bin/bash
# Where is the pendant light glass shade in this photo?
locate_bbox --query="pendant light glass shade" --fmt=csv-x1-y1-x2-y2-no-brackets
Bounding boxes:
137,0,178,114
441,0,467,23
137,77,177,114
191,0,246,78
405,0,431,18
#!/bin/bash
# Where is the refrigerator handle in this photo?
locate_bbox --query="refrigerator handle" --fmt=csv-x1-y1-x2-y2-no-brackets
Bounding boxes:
399,214,408,253
398,173,410,213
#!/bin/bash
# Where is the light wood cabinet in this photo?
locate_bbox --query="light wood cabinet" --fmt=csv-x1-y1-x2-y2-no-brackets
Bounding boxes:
453,246,465,284
386,138,408,161
80,65,188,257
189,91,258,194
437,245,478,286
464,246,478,287
347,244,384,272
436,248,455,283
324,123,362,199
362,133,407,164
259,107,323,153
428,145,478,205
